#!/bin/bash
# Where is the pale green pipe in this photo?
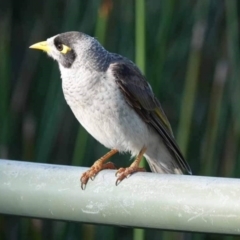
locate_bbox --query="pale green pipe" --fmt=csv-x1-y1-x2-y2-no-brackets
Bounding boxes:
0,159,240,235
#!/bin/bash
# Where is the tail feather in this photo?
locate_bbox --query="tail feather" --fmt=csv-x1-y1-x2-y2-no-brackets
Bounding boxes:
145,156,183,175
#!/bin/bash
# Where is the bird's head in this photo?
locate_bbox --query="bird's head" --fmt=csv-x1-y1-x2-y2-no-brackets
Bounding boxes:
30,31,108,71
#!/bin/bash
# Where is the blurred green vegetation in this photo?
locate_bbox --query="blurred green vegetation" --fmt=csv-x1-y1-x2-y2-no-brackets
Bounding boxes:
0,0,240,239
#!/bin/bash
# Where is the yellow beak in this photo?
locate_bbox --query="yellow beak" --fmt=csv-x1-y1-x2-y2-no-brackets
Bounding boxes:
29,41,50,52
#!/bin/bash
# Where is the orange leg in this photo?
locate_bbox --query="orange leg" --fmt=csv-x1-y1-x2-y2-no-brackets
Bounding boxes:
80,149,118,189
115,146,147,185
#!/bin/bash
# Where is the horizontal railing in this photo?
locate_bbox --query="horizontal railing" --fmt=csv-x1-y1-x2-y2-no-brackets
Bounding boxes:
0,159,240,235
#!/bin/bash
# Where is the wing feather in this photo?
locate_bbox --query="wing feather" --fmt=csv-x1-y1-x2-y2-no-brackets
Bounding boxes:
110,60,192,174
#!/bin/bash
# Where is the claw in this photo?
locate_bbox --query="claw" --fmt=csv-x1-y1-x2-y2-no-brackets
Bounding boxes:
81,182,86,190
115,178,121,186
80,173,90,189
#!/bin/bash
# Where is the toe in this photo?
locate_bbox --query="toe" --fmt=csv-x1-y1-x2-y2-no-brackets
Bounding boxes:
80,173,89,190
115,167,146,185
115,167,125,176
80,161,117,189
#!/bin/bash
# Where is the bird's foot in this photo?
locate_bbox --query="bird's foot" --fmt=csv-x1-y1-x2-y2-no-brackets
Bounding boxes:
115,146,147,185
80,161,116,189
115,166,146,185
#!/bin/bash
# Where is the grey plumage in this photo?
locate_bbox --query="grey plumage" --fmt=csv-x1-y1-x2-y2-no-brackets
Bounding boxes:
30,31,192,180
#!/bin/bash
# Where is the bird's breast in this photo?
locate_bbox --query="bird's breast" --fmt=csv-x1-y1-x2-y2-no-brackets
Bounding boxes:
61,69,150,154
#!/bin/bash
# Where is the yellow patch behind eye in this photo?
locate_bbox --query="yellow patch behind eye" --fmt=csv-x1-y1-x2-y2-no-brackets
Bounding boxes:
61,44,71,54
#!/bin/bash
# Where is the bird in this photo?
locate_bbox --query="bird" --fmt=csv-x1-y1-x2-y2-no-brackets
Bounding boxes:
30,31,192,189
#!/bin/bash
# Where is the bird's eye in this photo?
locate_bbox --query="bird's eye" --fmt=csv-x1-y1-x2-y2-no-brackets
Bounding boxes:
56,43,63,51
55,43,71,54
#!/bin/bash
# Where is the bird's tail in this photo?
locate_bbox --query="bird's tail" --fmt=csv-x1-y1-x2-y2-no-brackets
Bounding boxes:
143,133,192,175
144,155,184,175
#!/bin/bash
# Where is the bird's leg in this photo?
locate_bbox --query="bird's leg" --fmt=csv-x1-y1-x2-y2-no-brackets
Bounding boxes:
115,146,147,185
80,149,118,189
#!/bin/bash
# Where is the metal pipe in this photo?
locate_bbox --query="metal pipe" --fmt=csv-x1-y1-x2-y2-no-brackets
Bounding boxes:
0,159,240,234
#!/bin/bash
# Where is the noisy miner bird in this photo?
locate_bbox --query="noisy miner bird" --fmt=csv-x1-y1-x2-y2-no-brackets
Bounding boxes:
30,31,192,189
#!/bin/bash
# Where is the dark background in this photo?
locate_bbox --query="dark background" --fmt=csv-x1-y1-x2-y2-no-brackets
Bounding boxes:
1,0,240,239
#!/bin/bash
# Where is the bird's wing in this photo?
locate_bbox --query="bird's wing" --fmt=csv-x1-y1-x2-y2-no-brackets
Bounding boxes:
109,60,192,174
